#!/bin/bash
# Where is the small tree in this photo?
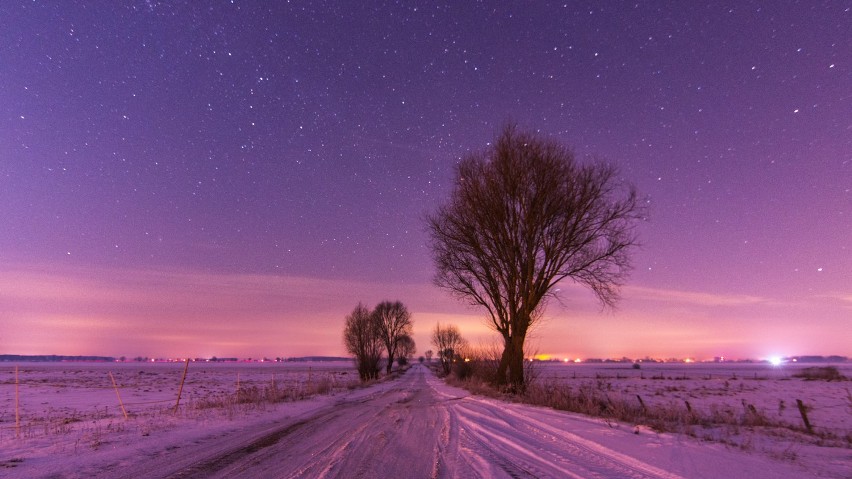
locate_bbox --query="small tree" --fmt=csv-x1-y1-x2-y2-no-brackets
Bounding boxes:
425,350,433,362
343,303,383,381
431,323,466,375
373,300,414,374
427,125,640,390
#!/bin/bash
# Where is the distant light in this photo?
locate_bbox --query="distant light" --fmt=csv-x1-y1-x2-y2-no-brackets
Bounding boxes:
574,358,582,363
684,358,693,363
769,356,782,366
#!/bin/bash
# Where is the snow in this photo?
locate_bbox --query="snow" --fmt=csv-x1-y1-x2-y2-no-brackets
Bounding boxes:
533,362,852,441
1,362,849,478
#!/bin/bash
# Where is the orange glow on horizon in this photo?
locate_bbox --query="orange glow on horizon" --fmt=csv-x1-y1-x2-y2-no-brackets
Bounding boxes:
1,265,849,360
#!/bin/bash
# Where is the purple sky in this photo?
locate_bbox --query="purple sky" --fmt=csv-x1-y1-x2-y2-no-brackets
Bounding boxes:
1,2,849,361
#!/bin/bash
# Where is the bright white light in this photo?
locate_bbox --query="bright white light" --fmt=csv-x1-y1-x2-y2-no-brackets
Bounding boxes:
768,356,782,366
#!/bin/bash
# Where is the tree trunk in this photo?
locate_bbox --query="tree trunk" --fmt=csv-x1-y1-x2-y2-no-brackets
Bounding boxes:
507,334,526,392
386,354,394,374
497,336,511,386
496,334,526,392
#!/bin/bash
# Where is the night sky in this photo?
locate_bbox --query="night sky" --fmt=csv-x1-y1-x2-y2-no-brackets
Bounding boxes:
2,1,849,360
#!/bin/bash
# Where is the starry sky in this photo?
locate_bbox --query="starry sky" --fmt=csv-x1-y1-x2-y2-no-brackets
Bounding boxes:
1,1,849,361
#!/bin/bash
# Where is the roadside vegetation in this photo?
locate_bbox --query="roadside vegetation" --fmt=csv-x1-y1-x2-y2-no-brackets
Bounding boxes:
439,346,852,454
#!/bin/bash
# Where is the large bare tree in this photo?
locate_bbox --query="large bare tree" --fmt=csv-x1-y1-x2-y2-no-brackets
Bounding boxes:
343,303,383,381
426,126,640,390
373,300,414,374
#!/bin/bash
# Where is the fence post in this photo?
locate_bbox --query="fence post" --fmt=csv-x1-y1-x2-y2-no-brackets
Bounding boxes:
15,366,20,438
796,399,813,434
109,372,129,420
636,394,647,413
173,358,190,415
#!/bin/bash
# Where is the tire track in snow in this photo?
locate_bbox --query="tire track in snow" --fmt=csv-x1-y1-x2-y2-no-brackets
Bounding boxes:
450,400,684,479
428,373,686,479
107,386,394,479
176,367,443,479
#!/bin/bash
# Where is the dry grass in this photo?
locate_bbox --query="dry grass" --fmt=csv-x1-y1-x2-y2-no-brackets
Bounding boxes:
792,366,845,381
189,373,351,415
2,371,360,443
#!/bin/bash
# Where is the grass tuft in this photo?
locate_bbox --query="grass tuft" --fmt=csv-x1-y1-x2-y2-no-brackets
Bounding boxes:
792,366,845,381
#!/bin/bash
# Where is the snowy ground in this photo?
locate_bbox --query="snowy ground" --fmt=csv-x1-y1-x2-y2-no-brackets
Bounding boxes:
1,362,849,478
0,360,356,428
534,362,852,441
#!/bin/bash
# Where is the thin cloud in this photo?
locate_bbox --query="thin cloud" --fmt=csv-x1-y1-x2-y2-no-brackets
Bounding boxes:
623,285,769,307
0,263,467,357
812,292,852,309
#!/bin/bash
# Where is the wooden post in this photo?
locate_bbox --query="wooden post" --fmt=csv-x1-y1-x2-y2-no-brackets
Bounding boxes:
636,394,647,413
109,372,129,420
15,366,20,438
796,399,813,434
173,358,190,415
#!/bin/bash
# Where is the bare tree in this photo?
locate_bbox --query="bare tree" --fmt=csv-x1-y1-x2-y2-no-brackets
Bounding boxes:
431,323,466,375
397,334,416,361
343,302,383,381
373,300,414,374
425,350,433,363
426,125,640,390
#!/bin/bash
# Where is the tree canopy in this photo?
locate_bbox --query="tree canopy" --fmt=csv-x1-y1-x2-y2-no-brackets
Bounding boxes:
373,300,414,374
343,302,383,381
427,125,640,389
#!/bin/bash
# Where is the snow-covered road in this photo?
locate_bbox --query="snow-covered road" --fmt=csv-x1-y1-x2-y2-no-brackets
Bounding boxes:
11,364,843,478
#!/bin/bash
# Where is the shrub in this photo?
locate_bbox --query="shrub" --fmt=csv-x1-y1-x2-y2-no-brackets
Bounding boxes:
453,359,475,380
793,366,844,381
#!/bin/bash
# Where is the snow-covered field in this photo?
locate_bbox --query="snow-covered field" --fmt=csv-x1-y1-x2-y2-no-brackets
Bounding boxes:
0,360,356,442
533,362,851,442
0,361,849,478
